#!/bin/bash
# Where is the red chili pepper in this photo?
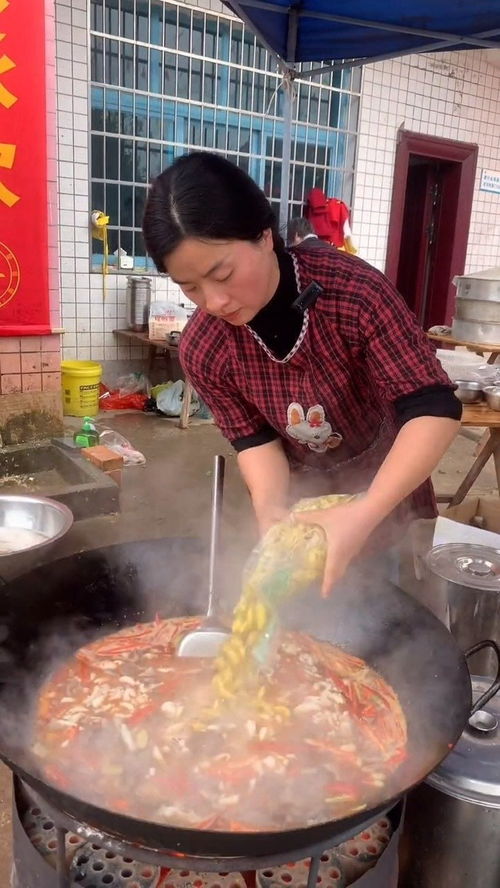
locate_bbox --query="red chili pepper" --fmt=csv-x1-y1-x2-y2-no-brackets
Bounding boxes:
60,725,79,744
126,703,157,725
358,720,394,754
45,764,71,791
325,781,359,798
77,658,91,682
360,704,378,719
249,740,298,756
205,757,255,784
196,814,219,829
110,797,131,813
386,749,407,766
208,766,253,784
155,773,190,796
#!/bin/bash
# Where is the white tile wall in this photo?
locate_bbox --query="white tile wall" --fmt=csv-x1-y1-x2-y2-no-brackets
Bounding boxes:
353,50,500,275
55,1,500,373
55,0,182,375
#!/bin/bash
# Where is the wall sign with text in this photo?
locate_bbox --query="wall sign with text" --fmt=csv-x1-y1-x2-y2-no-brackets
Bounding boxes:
0,0,51,336
480,169,500,196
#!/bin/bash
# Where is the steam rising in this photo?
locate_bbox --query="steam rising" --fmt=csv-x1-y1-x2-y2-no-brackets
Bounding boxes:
29,619,408,831
0,475,471,841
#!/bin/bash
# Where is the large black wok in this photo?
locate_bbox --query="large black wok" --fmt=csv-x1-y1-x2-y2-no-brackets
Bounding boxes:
0,537,480,857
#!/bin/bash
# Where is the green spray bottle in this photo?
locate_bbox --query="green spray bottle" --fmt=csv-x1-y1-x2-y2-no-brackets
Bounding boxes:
73,417,99,448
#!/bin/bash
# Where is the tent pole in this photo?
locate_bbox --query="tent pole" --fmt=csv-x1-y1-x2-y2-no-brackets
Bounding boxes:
279,9,298,234
279,77,293,233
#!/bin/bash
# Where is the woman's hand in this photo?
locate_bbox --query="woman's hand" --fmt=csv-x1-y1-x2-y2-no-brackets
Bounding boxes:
258,505,289,537
295,497,380,598
237,439,290,537
295,416,460,597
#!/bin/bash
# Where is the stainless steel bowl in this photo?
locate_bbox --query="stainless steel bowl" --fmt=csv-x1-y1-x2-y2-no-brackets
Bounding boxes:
484,386,500,411
0,495,73,557
454,380,484,404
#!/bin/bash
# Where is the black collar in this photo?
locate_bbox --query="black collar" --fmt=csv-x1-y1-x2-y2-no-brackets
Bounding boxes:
247,252,302,360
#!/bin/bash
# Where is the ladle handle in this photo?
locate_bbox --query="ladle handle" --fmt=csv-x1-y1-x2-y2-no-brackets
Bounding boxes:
206,454,225,619
466,640,500,714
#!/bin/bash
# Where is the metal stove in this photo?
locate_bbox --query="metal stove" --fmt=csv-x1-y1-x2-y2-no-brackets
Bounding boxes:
12,780,402,888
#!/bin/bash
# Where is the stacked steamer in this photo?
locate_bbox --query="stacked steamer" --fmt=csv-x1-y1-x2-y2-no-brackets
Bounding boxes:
452,267,500,345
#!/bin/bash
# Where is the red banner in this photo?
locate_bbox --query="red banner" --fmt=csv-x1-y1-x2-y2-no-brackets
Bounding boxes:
0,0,52,335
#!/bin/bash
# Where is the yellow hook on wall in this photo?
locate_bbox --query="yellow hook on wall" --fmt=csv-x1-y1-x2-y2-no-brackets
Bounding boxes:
91,210,110,299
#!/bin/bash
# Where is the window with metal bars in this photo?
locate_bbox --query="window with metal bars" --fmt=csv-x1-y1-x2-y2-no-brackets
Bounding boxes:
90,0,361,270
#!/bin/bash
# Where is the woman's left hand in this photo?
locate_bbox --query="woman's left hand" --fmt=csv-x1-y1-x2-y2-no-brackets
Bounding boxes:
295,497,380,598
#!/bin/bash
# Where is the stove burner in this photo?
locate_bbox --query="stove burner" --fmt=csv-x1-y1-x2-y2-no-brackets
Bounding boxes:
71,845,160,887
22,804,86,866
161,870,246,888
256,818,392,888
13,780,401,888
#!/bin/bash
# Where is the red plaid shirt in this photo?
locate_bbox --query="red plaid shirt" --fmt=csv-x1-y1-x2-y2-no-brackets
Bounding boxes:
180,249,452,524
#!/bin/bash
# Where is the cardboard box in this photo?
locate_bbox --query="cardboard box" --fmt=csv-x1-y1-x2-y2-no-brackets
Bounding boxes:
445,496,500,532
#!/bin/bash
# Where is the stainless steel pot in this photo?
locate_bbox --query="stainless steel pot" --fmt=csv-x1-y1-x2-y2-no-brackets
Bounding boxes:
454,268,500,302
126,276,151,332
454,379,483,404
452,268,500,344
420,543,500,677
451,316,500,345
400,664,500,888
455,297,500,323
484,385,500,411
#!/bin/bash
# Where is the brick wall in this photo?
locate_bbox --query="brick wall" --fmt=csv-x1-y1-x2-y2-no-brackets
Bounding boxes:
0,335,63,444
0,336,61,396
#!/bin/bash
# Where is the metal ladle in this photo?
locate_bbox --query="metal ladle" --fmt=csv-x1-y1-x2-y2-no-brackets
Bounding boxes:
177,454,230,657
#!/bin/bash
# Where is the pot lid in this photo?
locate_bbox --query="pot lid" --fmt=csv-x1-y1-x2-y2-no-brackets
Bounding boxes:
426,676,500,807
454,266,500,282
426,543,500,591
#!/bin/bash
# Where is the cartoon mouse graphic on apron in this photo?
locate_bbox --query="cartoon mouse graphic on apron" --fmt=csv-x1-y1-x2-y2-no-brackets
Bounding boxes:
286,403,343,454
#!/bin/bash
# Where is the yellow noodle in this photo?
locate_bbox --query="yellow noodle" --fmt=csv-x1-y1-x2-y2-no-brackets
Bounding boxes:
211,494,357,717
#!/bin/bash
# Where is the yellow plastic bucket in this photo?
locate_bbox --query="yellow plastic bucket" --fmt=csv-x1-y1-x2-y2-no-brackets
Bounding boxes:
61,360,102,417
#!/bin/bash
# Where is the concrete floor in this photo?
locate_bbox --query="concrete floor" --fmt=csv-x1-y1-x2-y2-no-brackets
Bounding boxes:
1,412,499,883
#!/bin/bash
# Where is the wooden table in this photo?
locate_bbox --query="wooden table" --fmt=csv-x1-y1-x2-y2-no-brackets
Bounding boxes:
427,332,500,364
439,403,500,506
428,331,500,466
113,329,193,429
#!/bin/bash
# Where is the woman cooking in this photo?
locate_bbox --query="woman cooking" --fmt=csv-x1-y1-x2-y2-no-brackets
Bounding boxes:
143,152,462,596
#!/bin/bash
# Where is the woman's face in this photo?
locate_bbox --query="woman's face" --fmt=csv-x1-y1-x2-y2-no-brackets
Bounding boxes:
163,229,279,326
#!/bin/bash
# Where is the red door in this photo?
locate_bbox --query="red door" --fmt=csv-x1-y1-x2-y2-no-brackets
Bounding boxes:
396,159,446,328
386,132,477,328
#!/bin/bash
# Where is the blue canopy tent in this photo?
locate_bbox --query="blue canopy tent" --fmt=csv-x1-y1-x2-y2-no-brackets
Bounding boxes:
223,1,500,226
